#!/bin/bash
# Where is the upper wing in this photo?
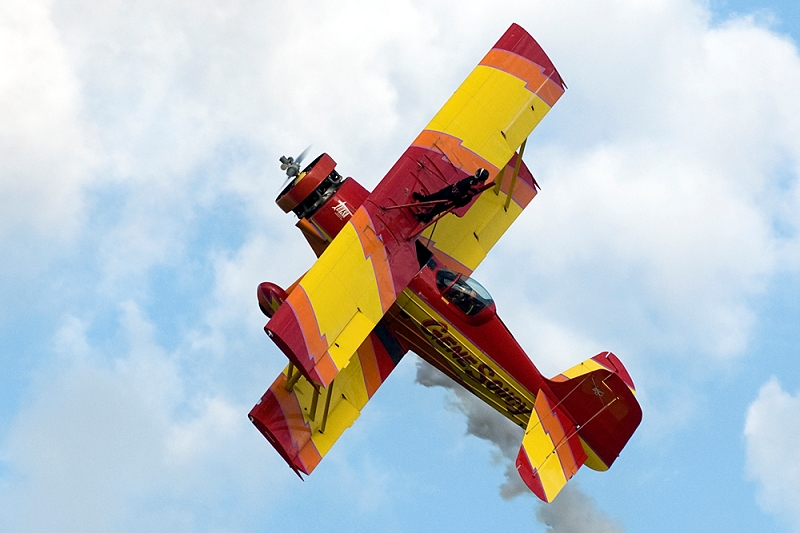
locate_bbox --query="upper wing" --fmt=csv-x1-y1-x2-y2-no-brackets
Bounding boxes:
417,23,565,171
368,23,565,274
416,23,564,273
266,207,423,388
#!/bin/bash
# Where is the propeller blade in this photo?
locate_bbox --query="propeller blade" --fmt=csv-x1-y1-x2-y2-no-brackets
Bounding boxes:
295,145,312,167
277,146,312,195
280,176,293,190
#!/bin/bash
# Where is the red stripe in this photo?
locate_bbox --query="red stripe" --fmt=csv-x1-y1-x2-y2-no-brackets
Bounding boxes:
491,23,565,90
515,446,548,502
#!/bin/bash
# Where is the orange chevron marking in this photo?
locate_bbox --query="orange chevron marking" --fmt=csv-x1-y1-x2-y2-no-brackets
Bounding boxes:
535,393,580,478
289,287,329,366
350,209,395,312
297,440,322,473
480,49,565,107
357,335,383,398
314,352,339,386
412,130,497,176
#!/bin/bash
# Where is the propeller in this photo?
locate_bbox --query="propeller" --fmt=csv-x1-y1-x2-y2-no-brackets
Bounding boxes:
278,145,312,190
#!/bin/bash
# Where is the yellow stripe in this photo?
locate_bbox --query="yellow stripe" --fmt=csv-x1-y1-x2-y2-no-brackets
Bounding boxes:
309,348,370,456
421,186,525,273
558,359,605,380
298,207,388,372
426,65,551,168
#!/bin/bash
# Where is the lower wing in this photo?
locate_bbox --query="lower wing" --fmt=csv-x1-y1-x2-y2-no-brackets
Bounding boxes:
250,320,407,476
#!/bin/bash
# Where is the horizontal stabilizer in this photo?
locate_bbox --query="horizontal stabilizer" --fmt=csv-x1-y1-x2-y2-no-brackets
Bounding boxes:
551,351,636,393
516,389,587,502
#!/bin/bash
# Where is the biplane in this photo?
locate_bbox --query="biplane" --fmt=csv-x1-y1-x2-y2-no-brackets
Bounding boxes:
249,23,642,503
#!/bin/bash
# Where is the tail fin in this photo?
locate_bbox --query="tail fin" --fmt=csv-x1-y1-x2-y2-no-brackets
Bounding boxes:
515,352,642,502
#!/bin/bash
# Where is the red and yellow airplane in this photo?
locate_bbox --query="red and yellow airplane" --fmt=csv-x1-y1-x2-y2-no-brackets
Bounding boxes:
249,23,641,503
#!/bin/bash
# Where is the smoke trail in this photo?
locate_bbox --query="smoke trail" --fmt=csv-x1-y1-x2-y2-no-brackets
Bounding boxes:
536,484,625,533
415,358,626,532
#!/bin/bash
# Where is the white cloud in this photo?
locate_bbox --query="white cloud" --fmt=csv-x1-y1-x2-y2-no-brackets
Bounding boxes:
0,0,93,242
6,1,799,343
513,142,773,357
745,378,800,532
0,304,287,533
478,3,800,364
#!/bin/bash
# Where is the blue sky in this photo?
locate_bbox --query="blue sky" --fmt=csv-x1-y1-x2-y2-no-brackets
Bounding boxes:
3,1,800,532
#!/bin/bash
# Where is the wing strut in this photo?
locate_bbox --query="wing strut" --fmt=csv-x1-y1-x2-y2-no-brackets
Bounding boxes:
284,363,302,391
492,166,506,195
320,381,335,433
309,386,321,421
504,138,528,212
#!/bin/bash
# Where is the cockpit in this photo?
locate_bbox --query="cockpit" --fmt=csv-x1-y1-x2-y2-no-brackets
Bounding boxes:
435,269,495,318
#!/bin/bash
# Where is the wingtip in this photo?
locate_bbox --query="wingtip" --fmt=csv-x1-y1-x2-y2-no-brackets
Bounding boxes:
495,23,566,90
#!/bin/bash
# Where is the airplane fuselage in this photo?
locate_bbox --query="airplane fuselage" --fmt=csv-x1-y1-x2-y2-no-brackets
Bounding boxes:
387,266,545,429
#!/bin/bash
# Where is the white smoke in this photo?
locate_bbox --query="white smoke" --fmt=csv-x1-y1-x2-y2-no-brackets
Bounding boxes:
416,358,625,532
536,484,625,533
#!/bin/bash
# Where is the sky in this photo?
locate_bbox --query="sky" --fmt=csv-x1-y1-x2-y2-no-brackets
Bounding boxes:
2,0,800,531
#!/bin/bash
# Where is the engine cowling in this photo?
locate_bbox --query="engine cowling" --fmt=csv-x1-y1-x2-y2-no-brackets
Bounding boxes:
276,153,340,217
276,153,370,250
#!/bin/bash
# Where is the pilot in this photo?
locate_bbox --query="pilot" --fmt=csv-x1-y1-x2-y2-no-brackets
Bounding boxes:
413,168,491,222
446,278,481,315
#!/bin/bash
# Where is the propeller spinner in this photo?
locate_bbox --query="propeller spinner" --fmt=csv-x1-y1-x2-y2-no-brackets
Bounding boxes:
279,146,312,180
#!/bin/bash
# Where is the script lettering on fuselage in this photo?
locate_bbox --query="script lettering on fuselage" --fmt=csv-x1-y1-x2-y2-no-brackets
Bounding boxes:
420,319,531,416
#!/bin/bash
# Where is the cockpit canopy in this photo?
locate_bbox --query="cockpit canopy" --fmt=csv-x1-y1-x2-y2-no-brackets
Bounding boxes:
435,269,494,317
